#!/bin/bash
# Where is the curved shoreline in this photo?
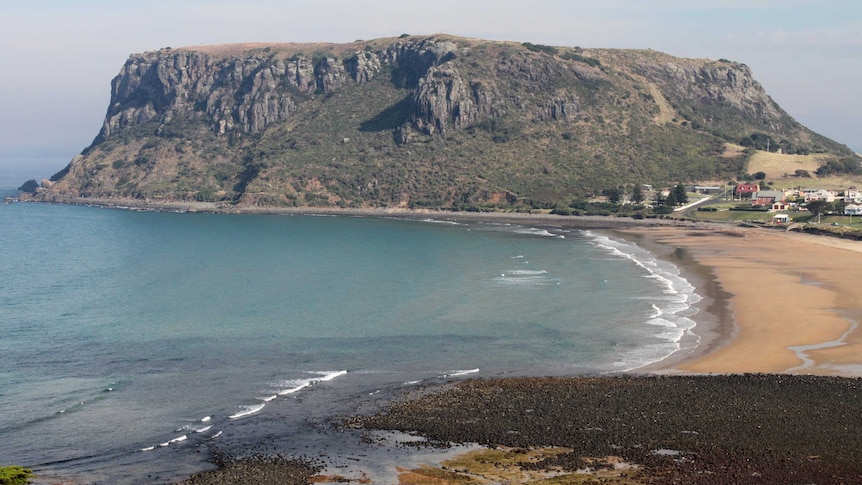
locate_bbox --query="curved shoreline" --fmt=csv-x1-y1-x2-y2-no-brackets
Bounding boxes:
17,195,862,376
617,225,862,377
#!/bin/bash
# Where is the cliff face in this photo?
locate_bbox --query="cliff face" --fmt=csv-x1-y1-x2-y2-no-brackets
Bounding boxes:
98,38,469,140
39,35,856,209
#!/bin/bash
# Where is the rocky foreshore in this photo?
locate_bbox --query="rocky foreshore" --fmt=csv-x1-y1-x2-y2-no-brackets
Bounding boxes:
177,452,320,485
349,374,862,484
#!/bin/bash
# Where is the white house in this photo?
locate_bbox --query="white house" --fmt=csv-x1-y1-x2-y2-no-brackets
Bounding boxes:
843,189,862,204
804,189,835,203
845,204,862,216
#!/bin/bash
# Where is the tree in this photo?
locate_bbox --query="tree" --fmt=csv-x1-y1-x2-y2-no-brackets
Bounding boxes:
806,200,830,222
602,187,623,204
631,184,644,204
666,190,678,207
673,183,688,205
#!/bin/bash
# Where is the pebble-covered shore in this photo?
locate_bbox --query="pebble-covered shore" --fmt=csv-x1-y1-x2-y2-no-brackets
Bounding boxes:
351,374,862,484
177,451,319,485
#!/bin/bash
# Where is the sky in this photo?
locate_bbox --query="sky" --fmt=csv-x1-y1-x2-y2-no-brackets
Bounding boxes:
1,0,860,183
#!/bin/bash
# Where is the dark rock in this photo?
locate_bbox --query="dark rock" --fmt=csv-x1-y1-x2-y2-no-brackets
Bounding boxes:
354,375,862,484
17,179,38,193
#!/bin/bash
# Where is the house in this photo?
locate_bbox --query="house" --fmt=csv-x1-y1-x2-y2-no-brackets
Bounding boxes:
843,189,862,204
805,189,835,203
772,214,791,224
753,190,785,206
845,204,862,216
734,183,760,199
804,189,835,203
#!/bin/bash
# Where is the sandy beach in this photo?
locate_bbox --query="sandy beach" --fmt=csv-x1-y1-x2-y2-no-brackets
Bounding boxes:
619,225,862,376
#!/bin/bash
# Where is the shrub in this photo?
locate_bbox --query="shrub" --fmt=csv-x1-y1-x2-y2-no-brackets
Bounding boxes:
561,52,602,67
816,157,862,176
522,42,558,55
0,465,34,485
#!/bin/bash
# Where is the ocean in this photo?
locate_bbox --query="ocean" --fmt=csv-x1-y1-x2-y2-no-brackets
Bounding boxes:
0,186,702,483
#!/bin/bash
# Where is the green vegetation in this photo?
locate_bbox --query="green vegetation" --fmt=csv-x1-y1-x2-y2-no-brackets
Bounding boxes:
521,42,558,55
560,51,602,67
0,466,33,485
815,156,862,176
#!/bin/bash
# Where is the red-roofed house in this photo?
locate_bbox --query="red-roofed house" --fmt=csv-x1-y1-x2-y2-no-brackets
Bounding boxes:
734,183,759,199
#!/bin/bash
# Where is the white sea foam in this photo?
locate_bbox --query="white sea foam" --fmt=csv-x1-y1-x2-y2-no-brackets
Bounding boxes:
584,230,702,371
169,435,187,444
443,368,480,378
196,425,213,433
139,446,155,452
229,403,265,419
507,269,548,275
201,416,211,422
421,218,461,225
315,370,348,382
277,370,348,396
494,273,559,286
212,431,222,438
277,380,313,396
514,227,560,238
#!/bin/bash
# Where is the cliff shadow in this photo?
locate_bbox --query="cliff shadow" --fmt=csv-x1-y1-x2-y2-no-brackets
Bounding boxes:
359,96,413,132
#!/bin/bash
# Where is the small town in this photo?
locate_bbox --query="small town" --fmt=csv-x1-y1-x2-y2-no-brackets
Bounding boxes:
681,183,862,226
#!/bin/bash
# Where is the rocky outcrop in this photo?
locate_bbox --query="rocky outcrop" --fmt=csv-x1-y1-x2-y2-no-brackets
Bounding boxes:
411,66,479,135
101,51,311,138
97,39,476,142
611,52,794,137
663,61,784,125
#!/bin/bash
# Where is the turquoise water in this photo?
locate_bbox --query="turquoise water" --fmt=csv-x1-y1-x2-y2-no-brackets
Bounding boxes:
0,189,700,483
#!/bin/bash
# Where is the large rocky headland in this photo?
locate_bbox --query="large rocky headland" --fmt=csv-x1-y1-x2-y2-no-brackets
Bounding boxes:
20,34,859,211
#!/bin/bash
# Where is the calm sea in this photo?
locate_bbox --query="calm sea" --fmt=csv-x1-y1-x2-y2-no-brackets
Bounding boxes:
0,186,700,483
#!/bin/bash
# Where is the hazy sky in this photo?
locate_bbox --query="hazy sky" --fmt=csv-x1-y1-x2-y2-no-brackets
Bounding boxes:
1,0,860,180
